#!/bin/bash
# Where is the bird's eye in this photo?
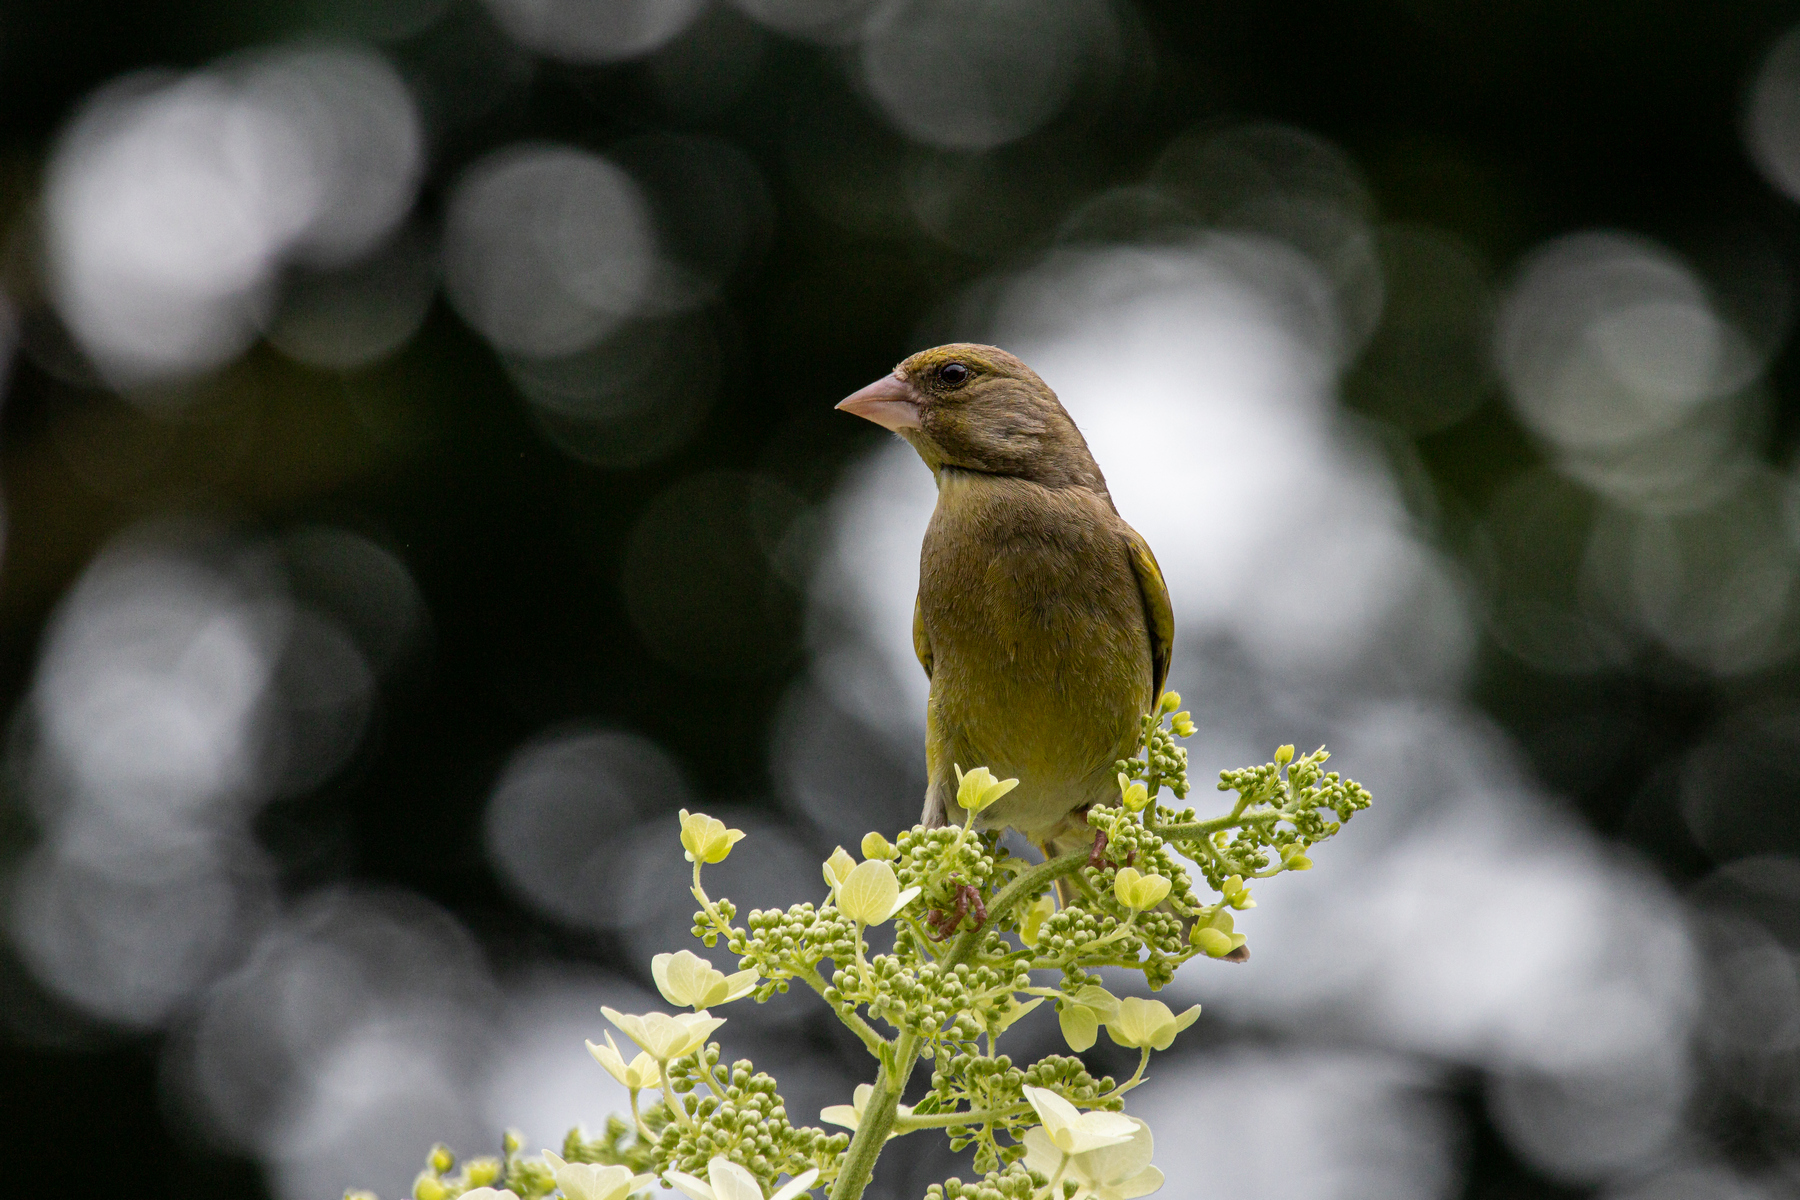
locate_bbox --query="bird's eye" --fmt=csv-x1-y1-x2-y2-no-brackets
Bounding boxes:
938,362,970,387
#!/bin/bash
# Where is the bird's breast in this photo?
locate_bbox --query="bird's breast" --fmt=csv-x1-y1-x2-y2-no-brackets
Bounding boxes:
918,472,1152,818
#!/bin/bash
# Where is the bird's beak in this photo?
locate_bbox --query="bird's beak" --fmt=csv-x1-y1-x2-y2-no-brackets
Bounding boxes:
835,373,922,431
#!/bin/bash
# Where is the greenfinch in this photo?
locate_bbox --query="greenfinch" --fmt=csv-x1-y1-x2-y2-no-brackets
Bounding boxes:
836,343,1173,864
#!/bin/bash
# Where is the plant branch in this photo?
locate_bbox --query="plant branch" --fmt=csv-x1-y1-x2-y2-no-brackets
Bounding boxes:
893,1103,1029,1131
796,964,886,1055
943,848,1090,969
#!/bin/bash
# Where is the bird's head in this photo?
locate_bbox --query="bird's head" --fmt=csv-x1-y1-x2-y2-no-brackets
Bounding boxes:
835,343,1106,491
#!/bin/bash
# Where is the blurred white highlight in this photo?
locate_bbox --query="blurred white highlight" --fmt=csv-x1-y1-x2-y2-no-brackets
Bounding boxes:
481,0,707,63
1496,232,1764,513
860,0,1120,150
45,47,424,387
1748,25,1800,207
6,521,417,1029
1128,1049,1459,1200
444,145,654,358
730,0,878,43
485,728,691,929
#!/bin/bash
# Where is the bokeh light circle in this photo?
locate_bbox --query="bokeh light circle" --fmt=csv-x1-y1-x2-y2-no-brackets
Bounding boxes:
860,0,1119,150
443,144,654,358
480,0,707,63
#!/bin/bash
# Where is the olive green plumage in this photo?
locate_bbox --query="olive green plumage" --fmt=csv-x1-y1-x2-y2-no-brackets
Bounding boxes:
839,343,1173,858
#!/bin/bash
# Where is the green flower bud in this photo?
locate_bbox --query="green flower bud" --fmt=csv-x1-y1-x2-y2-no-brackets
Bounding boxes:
501,1130,522,1156
414,1175,446,1200
1171,711,1197,738
860,831,897,860
1160,692,1181,714
464,1158,501,1188
679,809,746,864
428,1146,455,1176
1275,744,1295,766
1280,843,1313,871
954,764,1019,813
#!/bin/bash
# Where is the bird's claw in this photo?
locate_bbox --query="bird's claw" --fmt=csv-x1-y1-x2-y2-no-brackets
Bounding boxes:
927,879,987,940
1088,831,1109,870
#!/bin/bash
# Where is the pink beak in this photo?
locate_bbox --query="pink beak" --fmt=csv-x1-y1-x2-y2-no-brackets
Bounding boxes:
835,373,922,431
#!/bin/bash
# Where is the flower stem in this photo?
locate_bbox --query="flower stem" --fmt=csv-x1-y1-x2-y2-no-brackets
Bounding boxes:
827,1031,918,1200
797,964,886,1055
942,848,1089,966
1102,1048,1152,1099
830,850,1091,1200
892,1102,1029,1131
628,1088,650,1142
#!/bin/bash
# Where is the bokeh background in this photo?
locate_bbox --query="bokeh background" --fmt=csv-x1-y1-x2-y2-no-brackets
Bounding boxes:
6,2,1800,1199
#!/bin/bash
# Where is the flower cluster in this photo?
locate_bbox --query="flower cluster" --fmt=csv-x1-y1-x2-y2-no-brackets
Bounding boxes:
364,699,1370,1200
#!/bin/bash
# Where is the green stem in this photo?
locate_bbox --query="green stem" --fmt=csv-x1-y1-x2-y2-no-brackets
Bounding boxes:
1145,796,1257,843
893,1102,1029,1131
832,851,1089,1200
827,1031,918,1200
660,1070,694,1131
797,964,886,1055
942,848,1089,967
697,1057,730,1101
629,1088,650,1142
1102,1048,1152,1099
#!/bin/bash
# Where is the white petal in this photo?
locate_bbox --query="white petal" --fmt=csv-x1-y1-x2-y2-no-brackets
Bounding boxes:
651,952,680,1005
884,886,923,920
819,1105,860,1130
707,1158,766,1200
664,1171,715,1200
1069,1118,1154,1184
1022,1086,1081,1136
1021,1126,1065,1176
767,1167,820,1200
1109,1167,1163,1200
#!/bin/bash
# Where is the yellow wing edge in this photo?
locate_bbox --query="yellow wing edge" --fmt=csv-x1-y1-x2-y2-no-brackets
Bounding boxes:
913,591,934,680
1124,524,1174,703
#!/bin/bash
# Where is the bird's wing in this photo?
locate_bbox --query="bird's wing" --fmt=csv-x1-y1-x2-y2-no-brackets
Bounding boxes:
1124,523,1174,703
913,591,933,680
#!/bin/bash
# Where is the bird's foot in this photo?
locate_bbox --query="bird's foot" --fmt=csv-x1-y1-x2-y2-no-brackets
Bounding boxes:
1088,830,1109,870
927,878,987,940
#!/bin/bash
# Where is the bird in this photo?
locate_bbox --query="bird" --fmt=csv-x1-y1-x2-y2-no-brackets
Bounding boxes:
835,343,1173,890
